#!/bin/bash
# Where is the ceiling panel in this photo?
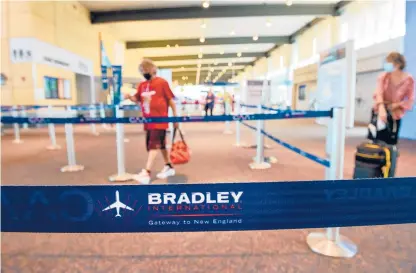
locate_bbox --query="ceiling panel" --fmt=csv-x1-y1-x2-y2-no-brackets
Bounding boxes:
171,65,246,72
103,15,317,41
130,43,275,57
154,57,255,66
82,0,340,12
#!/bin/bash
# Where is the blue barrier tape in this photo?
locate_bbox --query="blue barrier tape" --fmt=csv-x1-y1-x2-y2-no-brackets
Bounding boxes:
1,177,415,233
241,122,330,167
262,106,281,112
0,110,332,125
240,104,258,109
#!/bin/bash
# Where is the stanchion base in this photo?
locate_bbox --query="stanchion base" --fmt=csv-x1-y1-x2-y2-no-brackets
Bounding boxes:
12,139,24,144
306,232,358,258
124,138,130,143
109,173,134,182
46,144,61,150
92,132,100,136
61,165,85,172
234,142,247,147
249,162,271,170
243,144,271,149
252,156,278,164
223,130,233,135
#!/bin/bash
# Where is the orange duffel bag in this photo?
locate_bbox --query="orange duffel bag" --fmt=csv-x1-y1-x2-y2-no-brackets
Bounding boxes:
170,128,190,165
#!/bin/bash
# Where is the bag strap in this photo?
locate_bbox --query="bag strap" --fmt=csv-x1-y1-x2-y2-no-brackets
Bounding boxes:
172,128,186,143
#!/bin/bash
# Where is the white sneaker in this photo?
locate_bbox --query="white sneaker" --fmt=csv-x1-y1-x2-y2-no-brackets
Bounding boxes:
156,166,176,179
133,169,151,184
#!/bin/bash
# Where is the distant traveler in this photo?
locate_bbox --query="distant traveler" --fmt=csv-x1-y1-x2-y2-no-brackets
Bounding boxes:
205,90,215,116
370,52,415,145
126,59,178,184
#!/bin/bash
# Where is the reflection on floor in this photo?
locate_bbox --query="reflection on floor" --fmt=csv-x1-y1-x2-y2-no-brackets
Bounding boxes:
2,120,416,272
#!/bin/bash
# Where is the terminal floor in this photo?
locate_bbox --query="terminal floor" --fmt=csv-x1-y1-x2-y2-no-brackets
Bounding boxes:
2,120,416,273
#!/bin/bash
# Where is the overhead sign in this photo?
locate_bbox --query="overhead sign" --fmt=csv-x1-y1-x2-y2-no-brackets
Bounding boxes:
245,80,270,105
9,38,93,76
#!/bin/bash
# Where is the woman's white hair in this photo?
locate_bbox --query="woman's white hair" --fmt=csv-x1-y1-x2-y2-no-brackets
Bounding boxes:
139,58,157,73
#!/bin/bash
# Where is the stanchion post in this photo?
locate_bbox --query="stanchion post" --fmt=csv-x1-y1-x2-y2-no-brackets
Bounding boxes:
249,104,271,170
100,103,110,130
306,107,357,258
89,104,99,136
223,101,233,135
61,106,84,172
21,108,29,130
109,106,133,182
234,100,246,147
46,105,61,150
12,106,23,144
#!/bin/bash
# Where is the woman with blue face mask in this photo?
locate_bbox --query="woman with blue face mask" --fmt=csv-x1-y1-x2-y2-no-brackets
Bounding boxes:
371,52,415,144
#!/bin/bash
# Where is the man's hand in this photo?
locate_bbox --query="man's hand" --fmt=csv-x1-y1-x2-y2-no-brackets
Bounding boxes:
173,122,179,129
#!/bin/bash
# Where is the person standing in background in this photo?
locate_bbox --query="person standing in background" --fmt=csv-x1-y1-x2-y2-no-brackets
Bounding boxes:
371,52,415,145
205,90,215,116
126,59,178,184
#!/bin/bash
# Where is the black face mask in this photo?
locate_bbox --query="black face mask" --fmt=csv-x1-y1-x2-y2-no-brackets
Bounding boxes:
143,73,152,80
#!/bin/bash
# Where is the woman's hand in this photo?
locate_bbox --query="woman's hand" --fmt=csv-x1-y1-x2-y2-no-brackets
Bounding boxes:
378,105,388,122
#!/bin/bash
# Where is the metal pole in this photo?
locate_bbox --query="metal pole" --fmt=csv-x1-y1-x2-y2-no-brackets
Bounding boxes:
234,100,242,147
89,104,99,136
12,107,23,144
223,99,232,135
109,106,133,182
100,102,109,130
61,106,84,172
21,108,29,130
306,107,357,258
249,104,270,170
46,105,61,150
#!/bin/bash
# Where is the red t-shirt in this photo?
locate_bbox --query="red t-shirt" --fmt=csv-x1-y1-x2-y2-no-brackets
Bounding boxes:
134,77,175,130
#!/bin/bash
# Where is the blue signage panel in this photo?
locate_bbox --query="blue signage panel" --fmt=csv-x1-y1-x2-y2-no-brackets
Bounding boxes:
101,65,108,90
1,178,415,233
112,65,122,105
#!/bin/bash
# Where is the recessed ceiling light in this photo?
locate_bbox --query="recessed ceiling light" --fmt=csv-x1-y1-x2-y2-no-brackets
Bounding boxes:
198,53,203,58
202,1,210,8
210,68,214,72
175,44,179,48
200,20,207,28
228,62,232,67
222,68,226,72
253,35,259,41
182,76,185,80
197,63,202,68
266,19,272,28
199,37,205,43
220,50,225,55
166,44,171,48
286,0,292,6
230,30,235,36
237,52,242,57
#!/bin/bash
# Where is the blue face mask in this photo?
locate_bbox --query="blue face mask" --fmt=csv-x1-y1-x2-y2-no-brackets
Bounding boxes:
383,62,394,72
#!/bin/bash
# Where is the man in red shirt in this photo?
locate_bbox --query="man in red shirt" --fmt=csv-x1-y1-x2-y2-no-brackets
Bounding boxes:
126,59,178,184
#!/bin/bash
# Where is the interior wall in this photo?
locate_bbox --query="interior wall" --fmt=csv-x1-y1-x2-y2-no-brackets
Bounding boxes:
292,64,318,110
1,1,123,105
35,64,76,105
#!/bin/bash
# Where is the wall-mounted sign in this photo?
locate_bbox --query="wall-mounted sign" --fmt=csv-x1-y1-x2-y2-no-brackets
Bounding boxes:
9,38,93,76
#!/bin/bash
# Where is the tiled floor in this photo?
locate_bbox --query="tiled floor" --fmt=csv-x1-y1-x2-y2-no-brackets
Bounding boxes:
2,120,416,272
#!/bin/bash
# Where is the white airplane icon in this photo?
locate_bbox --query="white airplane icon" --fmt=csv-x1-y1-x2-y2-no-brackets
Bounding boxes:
102,191,134,217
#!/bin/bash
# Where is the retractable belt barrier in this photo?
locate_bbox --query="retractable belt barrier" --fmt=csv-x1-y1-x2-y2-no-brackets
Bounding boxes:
241,122,330,167
0,110,332,125
1,178,415,233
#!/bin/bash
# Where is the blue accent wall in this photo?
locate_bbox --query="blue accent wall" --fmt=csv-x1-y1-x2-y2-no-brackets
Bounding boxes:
401,1,416,140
